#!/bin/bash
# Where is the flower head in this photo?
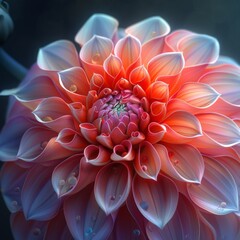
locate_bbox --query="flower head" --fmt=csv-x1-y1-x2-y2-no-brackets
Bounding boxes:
1,14,240,239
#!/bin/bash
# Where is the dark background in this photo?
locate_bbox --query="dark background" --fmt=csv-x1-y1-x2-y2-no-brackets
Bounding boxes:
0,0,240,239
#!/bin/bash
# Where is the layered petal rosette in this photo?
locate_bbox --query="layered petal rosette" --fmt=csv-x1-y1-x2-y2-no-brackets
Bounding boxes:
1,14,240,239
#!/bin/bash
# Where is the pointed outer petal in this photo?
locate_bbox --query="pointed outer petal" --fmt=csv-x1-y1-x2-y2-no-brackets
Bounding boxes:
202,212,240,240
147,52,185,80
37,40,79,71
10,212,48,240
64,184,115,240
80,35,114,77
141,37,165,66
196,113,240,147
163,111,202,141
96,133,114,149
174,82,220,108
90,73,104,91
58,67,90,97
0,116,34,161
129,65,151,90
215,55,239,66
133,174,178,229
52,154,79,197
129,131,145,145
115,78,133,91
188,156,239,215
146,122,166,144
56,128,88,151
103,54,123,80
134,141,161,180
110,205,147,240
198,213,216,240
164,30,194,51
17,127,72,162
111,140,135,161
84,144,111,166
0,163,28,213
199,72,240,106
133,84,147,99
146,81,169,102
146,194,200,240
125,16,170,44
44,211,72,240
80,123,98,143
94,162,131,215
69,102,87,123
150,102,166,123
110,127,128,145
114,35,141,74
21,165,61,221
154,143,204,183
75,14,118,46
178,34,219,67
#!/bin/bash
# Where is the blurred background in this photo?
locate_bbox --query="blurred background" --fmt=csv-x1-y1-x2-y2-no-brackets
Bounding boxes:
0,0,240,239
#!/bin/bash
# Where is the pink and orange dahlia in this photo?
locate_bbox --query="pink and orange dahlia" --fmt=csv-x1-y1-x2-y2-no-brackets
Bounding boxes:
1,14,240,239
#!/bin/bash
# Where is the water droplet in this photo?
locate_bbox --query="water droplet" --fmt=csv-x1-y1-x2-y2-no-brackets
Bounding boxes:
11,200,18,209
172,159,179,165
42,116,53,122
132,229,141,236
40,141,48,150
75,215,81,222
141,165,148,171
59,179,66,186
220,201,227,208
67,176,77,186
14,187,20,193
69,84,78,93
140,201,148,211
85,227,93,236
32,227,41,236
110,195,116,201
91,53,101,64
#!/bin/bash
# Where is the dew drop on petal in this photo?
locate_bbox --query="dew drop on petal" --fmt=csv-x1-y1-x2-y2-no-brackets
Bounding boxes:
132,229,141,236
32,228,41,236
59,179,66,186
14,187,21,193
85,227,93,237
11,200,18,210
69,84,78,93
67,176,77,186
219,201,227,209
91,53,101,64
110,195,116,201
75,215,81,222
40,141,48,150
141,165,148,171
140,201,149,211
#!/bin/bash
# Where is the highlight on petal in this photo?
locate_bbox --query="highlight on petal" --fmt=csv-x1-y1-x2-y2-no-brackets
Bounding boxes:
147,52,184,80
133,174,178,229
125,16,170,44
0,163,28,213
134,141,161,180
21,165,61,221
103,54,123,80
196,113,240,147
64,184,114,240
188,156,239,215
94,162,131,215
146,81,169,102
37,40,79,71
178,34,220,66
111,140,135,161
75,14,118,46
174,82,220,108
146,122,166,143
199,71,240,106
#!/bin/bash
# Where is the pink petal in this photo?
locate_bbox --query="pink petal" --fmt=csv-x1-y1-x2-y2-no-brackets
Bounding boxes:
188,156,239,215
199,72,240,106
114,35,141,74
196,113,240,147
155,143,204,183
94,162,131,214
90,73,104,91
199,213,216,240
79,123,98,143
69,102,87,123
96,133,114,149
64,184,114,240
133,174,178,228
134,141,161,180
174,82,220,108
111,140,135,161
147,52,184,80
0,163,28,213
163,111,202,142
178,34,219,66
110,126,128,145
37,40,80,71
75,14,118,46
146,81,169,102
125,16,170,44
84,144,111,166
11,212,48,240
21,165,61,220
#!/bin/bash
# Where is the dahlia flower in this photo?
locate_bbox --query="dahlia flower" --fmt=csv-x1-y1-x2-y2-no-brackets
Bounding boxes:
1,13,240,239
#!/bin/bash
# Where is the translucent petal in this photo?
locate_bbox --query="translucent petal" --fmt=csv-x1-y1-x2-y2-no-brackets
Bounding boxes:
196,113,240,147
64,184,114,240
21,165,61,220
75,14,118,46
125,16,170,44
37,40,79,71
103,54,123,79
94,162,131,214
133,174,178,228
188,156,239,215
